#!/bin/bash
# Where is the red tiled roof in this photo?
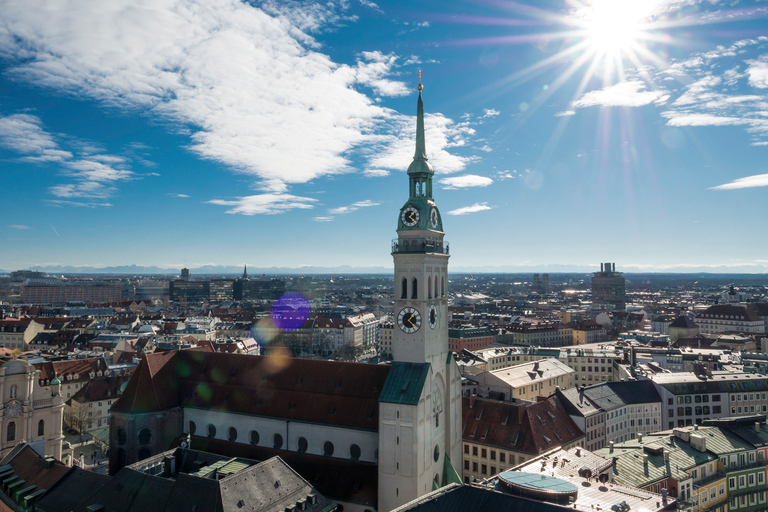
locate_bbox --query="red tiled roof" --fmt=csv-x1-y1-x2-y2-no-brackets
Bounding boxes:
112,351,391,431
462,396,584,455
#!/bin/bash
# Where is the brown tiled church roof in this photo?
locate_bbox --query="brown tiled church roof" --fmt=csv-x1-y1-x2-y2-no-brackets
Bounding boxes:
112,350,391,431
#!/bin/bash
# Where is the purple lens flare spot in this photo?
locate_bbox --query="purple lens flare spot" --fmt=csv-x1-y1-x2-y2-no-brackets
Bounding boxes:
271,293,311,331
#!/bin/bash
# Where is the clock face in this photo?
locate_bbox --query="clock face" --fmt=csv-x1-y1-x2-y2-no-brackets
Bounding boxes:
398,307,422,333
429,304,437,329
430,208,439,229
401,207,419,227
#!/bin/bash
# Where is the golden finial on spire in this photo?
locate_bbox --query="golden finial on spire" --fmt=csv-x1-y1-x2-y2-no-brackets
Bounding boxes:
416,69,423,91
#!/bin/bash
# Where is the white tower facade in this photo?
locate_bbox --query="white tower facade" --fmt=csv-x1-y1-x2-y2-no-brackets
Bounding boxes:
378,78,463,511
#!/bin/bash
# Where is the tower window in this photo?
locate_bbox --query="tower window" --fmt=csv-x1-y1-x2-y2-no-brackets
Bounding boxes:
412,278,418,299
428,276,432,299
401,277,407,299
38,419,45,437
442,277,446,297
434,277,438,298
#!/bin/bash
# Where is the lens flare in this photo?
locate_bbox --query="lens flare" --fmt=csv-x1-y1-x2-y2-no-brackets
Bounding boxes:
271,292,311,331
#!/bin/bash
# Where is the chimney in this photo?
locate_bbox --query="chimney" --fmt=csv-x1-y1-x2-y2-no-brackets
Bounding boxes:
609,441,614,453
638,433,643,444
694,424,698,431
469,395,475,409
642,454,648,465
756,422,761,433
576,448,581,456
663,450,670,462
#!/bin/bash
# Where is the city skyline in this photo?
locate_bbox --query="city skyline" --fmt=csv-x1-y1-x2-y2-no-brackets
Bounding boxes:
2,0,768,273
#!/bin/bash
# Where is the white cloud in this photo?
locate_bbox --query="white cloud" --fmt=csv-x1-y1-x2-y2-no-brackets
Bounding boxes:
363,112,477,174
169,193,190,198
328,199,380,215
364,169,389,177
313,216,334,222
0,113,134,201
555,110,576,117
752,141,768,146
446,202,491,216
207,194,317,215
746,57,768,89
662,112,750,127
481,108,500,118
8,225,31,229
439,175,493,189
710,173,768,190
572,80,669,109
0,114,72,161
0,0,475,199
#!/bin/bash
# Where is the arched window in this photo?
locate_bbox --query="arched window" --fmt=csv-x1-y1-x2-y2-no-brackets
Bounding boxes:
138,428,151,445
228,427,237,442
428,276,432,299
350,444,361,461
401,277,407,299
297,437,308,453
273,434,283,449
434,276,438,298
324,441,334,457
442,277,446,297
188,421,196,435
6,422,15,442
117,427,126,445
250,430,259,445
38,419,45,437
412,278,418,299
207,424,216,438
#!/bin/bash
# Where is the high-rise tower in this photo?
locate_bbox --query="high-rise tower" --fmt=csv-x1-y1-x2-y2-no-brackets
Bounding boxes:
378,74,462,511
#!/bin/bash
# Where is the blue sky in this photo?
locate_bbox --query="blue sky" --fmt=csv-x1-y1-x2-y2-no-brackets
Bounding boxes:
1,0,768,272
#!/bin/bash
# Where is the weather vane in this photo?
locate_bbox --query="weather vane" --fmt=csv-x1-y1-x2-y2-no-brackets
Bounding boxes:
416,68,423,91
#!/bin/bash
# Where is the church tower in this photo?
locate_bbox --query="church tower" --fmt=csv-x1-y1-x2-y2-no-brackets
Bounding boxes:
378,73,463,511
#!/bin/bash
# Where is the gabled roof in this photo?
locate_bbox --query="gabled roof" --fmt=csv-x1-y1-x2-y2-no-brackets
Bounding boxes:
462,396,584,455
112,350,391,431
70,375,130,404
669,316,698,329
581,380,662,411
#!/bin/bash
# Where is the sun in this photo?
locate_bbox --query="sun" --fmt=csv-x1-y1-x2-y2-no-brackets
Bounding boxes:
576,0,660,58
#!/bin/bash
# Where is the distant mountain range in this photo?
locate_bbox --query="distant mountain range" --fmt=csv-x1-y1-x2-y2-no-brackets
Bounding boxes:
2,263,768,275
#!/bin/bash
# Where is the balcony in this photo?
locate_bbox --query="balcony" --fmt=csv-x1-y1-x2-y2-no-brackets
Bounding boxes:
693,471,726,490
392,238,449,255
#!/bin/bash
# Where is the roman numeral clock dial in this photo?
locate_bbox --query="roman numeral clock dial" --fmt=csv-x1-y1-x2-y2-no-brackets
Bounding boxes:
398,307,422,333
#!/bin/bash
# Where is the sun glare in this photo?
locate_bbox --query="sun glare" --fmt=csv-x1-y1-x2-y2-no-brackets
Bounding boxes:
577,0,661,57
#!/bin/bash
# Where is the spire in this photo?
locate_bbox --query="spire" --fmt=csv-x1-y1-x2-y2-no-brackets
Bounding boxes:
408,69,433,176
243,264,248,279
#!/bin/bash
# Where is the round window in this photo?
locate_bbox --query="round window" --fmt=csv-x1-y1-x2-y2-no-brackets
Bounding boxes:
250,430,259,445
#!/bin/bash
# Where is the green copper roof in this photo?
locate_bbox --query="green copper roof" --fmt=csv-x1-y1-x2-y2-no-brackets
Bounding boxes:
379,362,430,406
407,91,433,176
443,454,463,487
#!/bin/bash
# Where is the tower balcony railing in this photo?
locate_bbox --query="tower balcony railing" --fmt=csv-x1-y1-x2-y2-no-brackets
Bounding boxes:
392,238,449,255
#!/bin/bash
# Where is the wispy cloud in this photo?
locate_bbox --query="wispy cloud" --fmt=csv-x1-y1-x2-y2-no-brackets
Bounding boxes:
0,113,135,202
168,193,190,198
571,80,669,109
363,169,389,177
313,216,334,222
8,225,31,230
555,110,575,117
447,202,491,216
207,194,317,215
0,0,478,208
328,199,380,215
481,108,500,118
439,174,493,189
710,173,768,190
